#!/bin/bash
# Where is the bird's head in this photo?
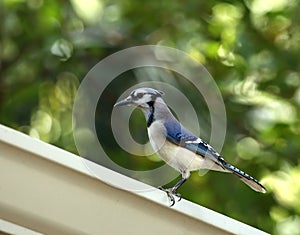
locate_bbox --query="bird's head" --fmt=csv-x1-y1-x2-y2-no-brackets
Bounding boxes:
114,87,164,109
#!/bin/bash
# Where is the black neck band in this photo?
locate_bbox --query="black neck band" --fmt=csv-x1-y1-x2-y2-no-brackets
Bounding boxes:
146,101,155,127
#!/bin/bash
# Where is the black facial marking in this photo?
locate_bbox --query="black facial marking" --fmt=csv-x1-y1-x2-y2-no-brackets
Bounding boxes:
136,93,144,98
146,101,155,127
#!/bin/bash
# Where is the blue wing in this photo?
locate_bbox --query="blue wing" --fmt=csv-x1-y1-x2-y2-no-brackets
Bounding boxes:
162,120,197,145
163,120,224,167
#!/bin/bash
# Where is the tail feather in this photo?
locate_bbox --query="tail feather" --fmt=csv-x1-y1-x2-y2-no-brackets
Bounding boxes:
222,162,266,193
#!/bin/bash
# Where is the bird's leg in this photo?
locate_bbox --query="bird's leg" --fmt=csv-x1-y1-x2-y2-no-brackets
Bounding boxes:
171,177,187,200
158,177,187,206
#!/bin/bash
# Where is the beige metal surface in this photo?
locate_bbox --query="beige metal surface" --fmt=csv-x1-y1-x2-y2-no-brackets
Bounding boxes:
0,125,269,235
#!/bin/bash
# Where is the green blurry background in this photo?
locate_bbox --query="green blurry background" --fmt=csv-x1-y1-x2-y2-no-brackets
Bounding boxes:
1,0,300,234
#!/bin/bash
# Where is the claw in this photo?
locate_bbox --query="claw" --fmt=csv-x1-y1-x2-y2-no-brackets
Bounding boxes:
167,192,176,207
174,192,182,201
158,187,181,206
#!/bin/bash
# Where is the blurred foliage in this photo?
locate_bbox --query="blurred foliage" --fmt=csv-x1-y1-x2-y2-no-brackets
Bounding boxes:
1,0,300,234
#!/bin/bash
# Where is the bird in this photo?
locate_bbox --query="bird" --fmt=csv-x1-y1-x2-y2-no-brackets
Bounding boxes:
114,87,266,206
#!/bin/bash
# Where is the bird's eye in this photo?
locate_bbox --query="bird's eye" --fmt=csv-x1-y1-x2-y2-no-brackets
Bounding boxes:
136,93,144,98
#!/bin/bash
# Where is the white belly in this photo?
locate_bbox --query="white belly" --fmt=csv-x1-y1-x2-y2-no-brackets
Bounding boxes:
148,122,218,173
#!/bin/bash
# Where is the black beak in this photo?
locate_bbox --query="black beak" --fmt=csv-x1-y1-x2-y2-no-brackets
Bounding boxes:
114,96,133,107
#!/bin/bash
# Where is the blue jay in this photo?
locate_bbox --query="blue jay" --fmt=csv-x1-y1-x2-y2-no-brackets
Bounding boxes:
114,88,266,206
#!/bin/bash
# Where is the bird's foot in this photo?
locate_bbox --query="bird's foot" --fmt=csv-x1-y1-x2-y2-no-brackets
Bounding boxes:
158,186,182,207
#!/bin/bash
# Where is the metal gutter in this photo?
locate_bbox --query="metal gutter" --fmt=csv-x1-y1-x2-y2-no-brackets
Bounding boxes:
0,124,269,235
